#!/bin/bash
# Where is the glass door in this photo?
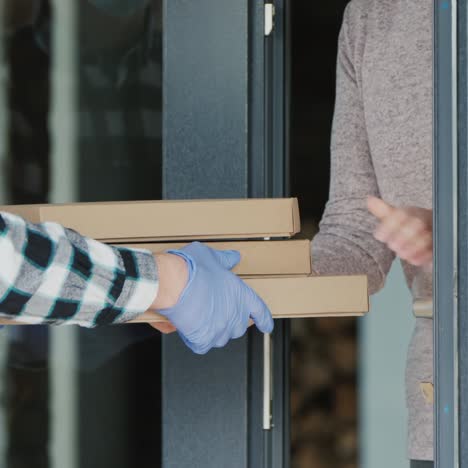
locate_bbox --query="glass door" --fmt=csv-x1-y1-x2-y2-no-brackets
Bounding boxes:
2,2,164,467
0,1,290,468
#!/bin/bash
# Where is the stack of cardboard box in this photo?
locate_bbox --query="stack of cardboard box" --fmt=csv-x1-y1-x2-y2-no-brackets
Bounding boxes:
0,198,369,325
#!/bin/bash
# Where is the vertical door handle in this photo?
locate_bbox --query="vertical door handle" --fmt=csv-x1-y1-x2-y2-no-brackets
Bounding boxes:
263,333,273,430
264,2,275,36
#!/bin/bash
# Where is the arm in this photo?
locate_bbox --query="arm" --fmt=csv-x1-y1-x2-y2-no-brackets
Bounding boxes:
311,3,394,294
0,212,273,353
0,211,159,326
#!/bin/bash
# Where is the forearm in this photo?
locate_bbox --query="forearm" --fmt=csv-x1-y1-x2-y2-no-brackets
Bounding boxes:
0,212,159,326
310,3,395,295
312,232,393,295
151,253,188,310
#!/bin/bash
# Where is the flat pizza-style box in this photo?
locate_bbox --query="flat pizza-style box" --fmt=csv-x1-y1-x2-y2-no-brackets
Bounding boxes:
0,198,370,324
0,198,300,243
124,240,312,276
0,275,368,326
130,275,369,323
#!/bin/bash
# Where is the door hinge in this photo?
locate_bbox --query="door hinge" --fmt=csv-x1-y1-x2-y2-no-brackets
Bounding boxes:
264,2,276,36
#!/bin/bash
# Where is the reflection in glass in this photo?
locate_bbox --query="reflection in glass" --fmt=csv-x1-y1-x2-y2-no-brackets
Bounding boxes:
77,0,163,202
1,2,163,467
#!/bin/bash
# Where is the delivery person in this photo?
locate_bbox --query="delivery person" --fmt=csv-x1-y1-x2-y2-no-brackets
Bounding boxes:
0,211,274,354
311,1,433,466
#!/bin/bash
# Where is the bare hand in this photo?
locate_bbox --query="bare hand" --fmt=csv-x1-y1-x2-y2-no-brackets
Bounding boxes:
145,253,188,335
367,196,432,267
149,322,177,334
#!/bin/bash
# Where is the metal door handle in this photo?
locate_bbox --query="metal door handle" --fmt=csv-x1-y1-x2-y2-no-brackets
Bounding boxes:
263,333,273,430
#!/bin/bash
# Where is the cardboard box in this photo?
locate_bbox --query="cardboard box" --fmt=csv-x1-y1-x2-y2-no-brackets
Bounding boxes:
124,240,312,276
0,275,368,326
129,275,369,323
0,198,370,326
0,198,300,242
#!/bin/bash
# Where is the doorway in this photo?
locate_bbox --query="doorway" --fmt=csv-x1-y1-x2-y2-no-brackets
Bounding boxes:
289,2,358,467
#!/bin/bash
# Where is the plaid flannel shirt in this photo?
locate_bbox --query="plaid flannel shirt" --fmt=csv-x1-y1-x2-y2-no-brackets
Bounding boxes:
0,211,158,327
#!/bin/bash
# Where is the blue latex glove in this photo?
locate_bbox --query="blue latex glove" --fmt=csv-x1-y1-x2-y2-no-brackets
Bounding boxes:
159,242,274,354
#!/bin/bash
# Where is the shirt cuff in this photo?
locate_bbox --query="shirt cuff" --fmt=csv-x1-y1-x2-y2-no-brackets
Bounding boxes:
111,247,159,324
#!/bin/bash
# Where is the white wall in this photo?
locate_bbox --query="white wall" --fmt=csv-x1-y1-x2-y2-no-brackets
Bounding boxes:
359,261,414,468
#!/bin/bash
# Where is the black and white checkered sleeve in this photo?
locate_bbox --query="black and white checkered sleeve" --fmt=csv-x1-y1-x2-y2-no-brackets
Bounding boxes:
0,212,159,327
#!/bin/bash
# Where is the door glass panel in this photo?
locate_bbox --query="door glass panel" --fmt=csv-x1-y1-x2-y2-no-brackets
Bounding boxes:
0,2,163,467
77,0,162,202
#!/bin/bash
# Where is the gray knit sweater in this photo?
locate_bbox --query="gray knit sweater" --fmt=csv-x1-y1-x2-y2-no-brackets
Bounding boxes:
311,0,433,461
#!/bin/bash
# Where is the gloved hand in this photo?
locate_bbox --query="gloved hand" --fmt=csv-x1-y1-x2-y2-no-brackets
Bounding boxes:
159,242,274,354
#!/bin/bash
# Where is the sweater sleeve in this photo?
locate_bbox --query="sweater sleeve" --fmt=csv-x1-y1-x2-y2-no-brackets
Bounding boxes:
0,211,159,327
311,2,394,294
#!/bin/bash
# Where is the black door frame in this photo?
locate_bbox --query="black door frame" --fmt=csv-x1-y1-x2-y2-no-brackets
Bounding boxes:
249,2,290,468
457,2,468,465
162,1,290,467
434,0,468,466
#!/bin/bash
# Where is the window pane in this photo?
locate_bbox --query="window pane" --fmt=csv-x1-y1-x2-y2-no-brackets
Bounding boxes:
77,0,162,202
1,2,163,467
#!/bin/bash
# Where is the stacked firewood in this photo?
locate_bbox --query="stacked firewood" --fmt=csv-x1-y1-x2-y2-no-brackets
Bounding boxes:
291,317,358,468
